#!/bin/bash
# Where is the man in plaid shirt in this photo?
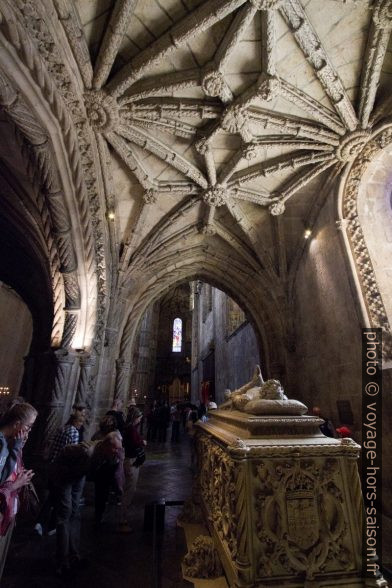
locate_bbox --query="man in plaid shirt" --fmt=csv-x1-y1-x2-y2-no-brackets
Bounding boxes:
50,413,85,462
34,412,86,538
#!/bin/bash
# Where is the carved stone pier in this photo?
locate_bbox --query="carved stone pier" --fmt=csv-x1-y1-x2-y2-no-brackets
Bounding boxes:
191,410,386,588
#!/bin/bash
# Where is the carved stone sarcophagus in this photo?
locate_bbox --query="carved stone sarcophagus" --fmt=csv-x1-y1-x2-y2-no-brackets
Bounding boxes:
194,410,370,588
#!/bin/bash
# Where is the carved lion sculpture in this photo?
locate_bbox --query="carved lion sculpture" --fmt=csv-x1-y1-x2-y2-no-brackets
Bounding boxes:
220,365,308,416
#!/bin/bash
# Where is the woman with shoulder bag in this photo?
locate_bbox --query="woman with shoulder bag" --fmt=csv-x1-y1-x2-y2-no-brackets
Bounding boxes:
119,407,146,533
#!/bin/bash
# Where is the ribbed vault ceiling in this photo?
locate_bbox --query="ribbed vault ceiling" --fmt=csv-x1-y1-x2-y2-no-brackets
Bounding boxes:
73,0,391,279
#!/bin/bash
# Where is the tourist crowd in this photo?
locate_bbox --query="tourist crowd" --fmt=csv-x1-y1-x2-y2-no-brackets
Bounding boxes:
0,396,214,579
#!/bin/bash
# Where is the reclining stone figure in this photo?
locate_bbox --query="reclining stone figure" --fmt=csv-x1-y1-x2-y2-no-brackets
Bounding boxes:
220,365,307,416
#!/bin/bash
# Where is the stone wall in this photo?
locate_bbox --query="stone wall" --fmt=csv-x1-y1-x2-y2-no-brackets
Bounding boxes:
292,189,363,436
192,284,260,405
0,281,32,408
292,187,392,566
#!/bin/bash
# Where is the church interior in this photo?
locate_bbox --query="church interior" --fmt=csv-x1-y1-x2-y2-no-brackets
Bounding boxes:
0,0,391,585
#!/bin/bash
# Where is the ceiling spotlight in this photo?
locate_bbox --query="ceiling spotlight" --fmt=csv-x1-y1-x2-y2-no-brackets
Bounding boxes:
304,229,312,239
107,210,115,221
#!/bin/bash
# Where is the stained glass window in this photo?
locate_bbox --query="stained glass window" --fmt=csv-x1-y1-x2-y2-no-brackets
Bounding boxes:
172,317,182,352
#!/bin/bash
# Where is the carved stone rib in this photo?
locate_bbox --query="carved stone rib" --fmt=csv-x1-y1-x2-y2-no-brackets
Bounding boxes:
128,116,198,139
118,124,208,188
219,135,332,183
248,107,339,144
119,202,151,271
369,93,392,126
130,197,200,263
94,0,137,90
138,225,200,267
280,0,358,131
54,0,93,89
204,148,217,185
109,132,196,197
107,0,248,96
122,97,221,120
358,6,392,129
261,10,275,76
219,148,250,184
198,203,216,235
278,157,337,203
232,187,271,205
119,69,202,102
278,79,346,135
251,136,334,151
214,2,258,69
105,130,152,189
229,150,335,185
225,199,278,281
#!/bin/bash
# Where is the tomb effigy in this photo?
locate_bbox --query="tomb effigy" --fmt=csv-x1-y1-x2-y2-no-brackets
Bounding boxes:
182,366,387,588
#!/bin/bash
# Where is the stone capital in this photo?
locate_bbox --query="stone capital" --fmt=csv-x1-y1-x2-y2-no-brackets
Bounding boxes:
53,347,77,366
78,352,96,369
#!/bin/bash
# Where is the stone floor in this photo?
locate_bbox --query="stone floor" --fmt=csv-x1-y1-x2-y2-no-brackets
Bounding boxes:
3,438,194,588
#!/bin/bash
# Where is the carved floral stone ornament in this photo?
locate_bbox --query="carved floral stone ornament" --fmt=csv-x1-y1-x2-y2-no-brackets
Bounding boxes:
202,185,230,207
142,189,157,204
269,201,286,216
201,68,231,102
221,104,252,139
84,90,119,133
336,130,371,162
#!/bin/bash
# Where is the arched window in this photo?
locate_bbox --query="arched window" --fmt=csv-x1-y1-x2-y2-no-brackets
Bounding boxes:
172,317,182,352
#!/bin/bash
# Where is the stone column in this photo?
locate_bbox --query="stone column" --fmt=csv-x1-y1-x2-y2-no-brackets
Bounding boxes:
75,352,96,407
130,302,159,402
191,282,201,403
114,358,133,404
40,349,78,447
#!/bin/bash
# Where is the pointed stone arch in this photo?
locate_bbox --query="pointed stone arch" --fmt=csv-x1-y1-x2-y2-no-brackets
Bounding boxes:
338,124,392,364
114,248,288,403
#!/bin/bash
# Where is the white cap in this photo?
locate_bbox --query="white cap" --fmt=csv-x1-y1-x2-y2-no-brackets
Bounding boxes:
208,401,217,410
